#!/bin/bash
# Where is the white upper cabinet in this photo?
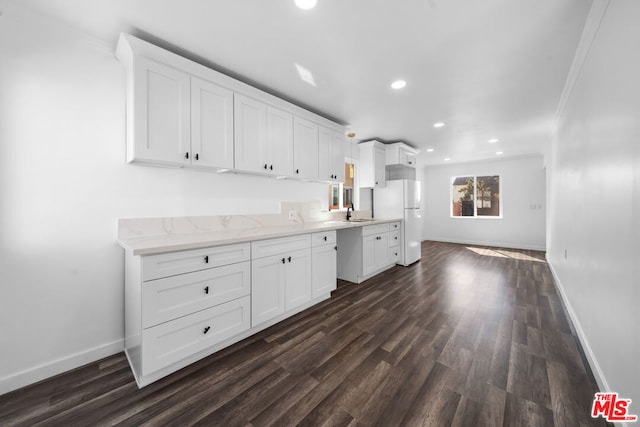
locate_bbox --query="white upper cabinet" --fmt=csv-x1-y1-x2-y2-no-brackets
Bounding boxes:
385,142,418,168
190,77,234,170
293,116,319,180
117,33,345,179
131,57,191,166
267,106,294,176
234,95,293,176
319,126,345,182
359,140,386,188
234,94,268,174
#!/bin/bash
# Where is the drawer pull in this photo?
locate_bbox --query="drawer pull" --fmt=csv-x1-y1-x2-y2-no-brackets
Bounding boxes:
394,252,398,256
296,169,299,174
334,246,337,251
395,237,398,240
323,236,327,241
288,256,292,263
203,326,210,334
270,165,273,170
281,258,286,264
204,256,209,264
195,153,199,161
204,286,209,295
185,152,189,159
264,164,268,169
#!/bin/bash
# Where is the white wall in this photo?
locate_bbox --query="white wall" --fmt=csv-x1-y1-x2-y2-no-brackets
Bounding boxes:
548,0,639,404
420,155,546,250
0,3,328,393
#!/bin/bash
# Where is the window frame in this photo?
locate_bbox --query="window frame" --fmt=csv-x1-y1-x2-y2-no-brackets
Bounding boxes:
450,174,502,219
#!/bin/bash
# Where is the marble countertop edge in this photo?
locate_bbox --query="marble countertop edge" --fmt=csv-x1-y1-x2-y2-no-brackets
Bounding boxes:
118,218,401,256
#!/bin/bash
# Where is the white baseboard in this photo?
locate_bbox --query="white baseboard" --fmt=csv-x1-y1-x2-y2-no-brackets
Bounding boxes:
545,258,614,398
423,236,546,252
0,339,124,396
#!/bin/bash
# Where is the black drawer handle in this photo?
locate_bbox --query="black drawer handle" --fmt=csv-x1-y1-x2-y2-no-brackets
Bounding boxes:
264,164,268,169
395,252,398,256
334,246,337,251
270,165,273,170
288,256,292,263
195,153,199,161
395,237,398,240
203,326,210,334
204,286,209,295
296,169,299,174
204,256,209,264
282,258,286,264
185,152,189,159
323,236,327,241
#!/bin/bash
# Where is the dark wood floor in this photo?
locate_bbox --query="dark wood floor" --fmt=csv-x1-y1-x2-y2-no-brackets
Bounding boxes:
0,241,609,426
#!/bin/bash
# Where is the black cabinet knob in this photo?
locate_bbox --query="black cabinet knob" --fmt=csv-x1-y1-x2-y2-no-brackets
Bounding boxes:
204,256,209,263
203,326,210,334
204,286,209,294
288,256,292,263
195,153,199,161
264,164,268,169
185,152,189,159
281,258,286,264
296,169,299,174
323,236,327,241
334,246,337,251
270,165,273,170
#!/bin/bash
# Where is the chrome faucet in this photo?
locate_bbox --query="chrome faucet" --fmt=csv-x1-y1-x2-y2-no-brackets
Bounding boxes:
346,205,353,221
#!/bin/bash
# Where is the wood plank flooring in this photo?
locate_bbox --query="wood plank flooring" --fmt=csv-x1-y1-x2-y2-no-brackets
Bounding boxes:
0,241,610,426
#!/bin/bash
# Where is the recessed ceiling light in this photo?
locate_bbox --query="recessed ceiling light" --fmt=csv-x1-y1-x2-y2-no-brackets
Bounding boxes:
433,122,445,128
444,157,450,161
496,151,503,155
426,148,434,152
294,0,317,10
488,138,499,143
391,80,406,89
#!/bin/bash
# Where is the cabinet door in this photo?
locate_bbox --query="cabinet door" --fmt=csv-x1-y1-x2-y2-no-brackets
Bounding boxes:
234,94,268,173
374,233,390,268
374,147,386,187
331,131,346,183
362,234,377,277
312,244,337,298
318,126,333,181
267,106,293,176
190,77,234,169
285,248,312,310
132,57,190,165
293,116,319,180
251,254,285,326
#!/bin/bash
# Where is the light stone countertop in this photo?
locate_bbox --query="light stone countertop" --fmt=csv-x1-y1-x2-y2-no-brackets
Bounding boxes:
118,215,401,256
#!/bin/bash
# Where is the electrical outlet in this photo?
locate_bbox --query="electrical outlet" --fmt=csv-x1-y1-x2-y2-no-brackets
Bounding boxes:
288,210,296,220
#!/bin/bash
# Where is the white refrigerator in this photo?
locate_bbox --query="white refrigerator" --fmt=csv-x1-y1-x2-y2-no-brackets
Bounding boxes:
373,180,422,266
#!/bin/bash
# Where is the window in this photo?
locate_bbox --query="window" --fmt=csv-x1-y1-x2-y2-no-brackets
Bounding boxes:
451,175,501,217
329,161,357,210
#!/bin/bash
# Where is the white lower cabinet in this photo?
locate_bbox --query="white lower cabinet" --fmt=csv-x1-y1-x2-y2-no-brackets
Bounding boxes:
251,235,312,327
311,231,337,299
337,222,398,284
125,230,338,388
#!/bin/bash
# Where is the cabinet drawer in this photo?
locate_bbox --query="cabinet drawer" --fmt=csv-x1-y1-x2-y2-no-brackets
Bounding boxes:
389,230,401,248
142,261,250,328
362,223,390,237
141,295,250,375
389,222,401,231
142,243,250,281
311,230,336,247
252,234,311,259
390,247,401,264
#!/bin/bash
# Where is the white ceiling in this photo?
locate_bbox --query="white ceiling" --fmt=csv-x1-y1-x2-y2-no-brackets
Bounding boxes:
13,0,593,165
